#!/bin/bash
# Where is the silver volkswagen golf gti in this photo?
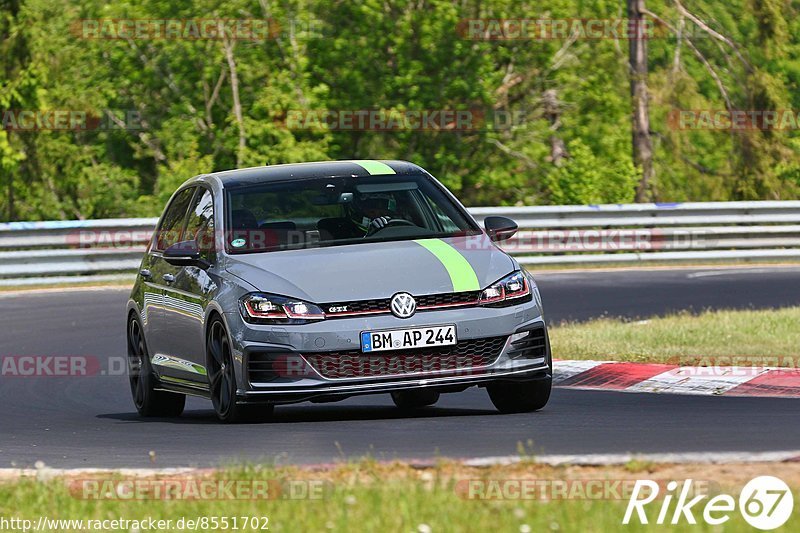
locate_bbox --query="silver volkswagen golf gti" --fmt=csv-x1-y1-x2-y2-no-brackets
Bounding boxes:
126,160,551,422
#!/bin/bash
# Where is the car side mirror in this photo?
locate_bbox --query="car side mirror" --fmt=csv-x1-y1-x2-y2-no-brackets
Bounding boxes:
484,216,518,242
163,240,209,268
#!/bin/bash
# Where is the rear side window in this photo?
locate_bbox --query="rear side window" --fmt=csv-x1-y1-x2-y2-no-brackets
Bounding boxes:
184,188,215,260
155,187,195,251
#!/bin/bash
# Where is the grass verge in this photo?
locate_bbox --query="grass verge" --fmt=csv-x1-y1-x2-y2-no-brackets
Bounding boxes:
1,461,798,532
550,307,800,363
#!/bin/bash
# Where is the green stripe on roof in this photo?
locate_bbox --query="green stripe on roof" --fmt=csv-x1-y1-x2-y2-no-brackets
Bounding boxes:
414,238,480,292
349,160,396,175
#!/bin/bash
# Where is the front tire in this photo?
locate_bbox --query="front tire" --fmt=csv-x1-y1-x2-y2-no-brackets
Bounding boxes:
487,378,551,414
391,389,440,410
127,315,186,417
207,318,274,423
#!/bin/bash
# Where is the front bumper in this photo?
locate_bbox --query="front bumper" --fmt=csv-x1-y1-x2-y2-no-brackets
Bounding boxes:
223,300,550,404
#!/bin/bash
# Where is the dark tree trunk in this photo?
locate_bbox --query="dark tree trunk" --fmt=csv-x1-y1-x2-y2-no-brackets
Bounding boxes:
628,0,655,202
542,89,568,166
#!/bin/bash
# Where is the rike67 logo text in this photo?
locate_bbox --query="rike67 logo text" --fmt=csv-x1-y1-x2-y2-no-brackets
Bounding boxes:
623,476,794,530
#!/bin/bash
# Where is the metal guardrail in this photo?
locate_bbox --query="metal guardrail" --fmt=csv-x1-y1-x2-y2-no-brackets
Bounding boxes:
1,201,799,285
469,201,800,227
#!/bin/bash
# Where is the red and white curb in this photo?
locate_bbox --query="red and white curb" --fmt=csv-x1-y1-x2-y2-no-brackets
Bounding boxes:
554,360,800,397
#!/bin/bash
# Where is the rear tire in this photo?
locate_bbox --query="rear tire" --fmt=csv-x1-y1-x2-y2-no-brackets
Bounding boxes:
207,318,274,423
391,389,440,410
487,378,551,414
127,315,186,417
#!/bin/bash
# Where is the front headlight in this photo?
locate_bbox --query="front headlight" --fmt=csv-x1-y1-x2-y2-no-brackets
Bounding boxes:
240,293,325,324
479,271,532,307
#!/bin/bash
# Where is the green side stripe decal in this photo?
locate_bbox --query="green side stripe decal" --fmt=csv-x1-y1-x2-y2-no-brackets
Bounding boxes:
349,160,396,175
414,239,480,292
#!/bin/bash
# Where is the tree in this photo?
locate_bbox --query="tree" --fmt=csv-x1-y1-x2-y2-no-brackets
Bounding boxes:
628,0,655,201
0,0,798,221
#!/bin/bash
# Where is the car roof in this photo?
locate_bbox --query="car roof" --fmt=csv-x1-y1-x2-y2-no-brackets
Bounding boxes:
195,160,427,188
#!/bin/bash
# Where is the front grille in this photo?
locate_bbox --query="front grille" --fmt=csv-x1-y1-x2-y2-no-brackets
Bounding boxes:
322,290,481,317
417,291,481,308
302,335,508,379
506,327,547,359
323,298,390,314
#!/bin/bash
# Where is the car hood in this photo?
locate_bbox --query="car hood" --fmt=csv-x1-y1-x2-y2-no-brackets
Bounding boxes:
225,236,516,303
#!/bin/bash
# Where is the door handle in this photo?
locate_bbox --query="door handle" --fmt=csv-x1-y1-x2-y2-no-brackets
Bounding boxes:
162,274,175,283
139,269,152,279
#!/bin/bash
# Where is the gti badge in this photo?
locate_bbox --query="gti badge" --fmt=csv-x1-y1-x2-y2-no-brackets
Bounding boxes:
390,292,416,318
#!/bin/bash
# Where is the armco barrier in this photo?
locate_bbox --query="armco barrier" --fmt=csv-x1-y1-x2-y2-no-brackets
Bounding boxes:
1,201,799,285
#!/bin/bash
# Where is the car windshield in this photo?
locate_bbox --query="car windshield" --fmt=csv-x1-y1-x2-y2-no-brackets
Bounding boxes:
225,174,480,253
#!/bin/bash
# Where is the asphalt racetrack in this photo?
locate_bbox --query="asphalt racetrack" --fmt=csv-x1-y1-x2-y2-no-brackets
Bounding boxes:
1,266,799,468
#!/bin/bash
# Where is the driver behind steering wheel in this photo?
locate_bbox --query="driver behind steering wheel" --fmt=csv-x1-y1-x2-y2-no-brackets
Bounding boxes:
353,194,400,235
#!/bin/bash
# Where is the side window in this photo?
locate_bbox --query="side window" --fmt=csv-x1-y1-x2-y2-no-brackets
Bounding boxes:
184,188,215,261
422,193,460,232
155,187,195,251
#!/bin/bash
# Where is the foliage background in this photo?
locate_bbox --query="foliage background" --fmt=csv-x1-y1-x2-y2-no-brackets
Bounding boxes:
1,0,798,221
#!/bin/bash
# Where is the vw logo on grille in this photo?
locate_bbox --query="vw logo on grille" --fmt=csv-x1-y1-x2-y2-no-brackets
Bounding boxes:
390,292,417,318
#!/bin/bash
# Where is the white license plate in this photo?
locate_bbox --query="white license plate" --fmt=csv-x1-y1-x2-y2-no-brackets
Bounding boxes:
361,325,457,353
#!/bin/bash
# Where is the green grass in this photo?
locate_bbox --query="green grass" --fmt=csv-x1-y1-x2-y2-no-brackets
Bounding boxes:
550,307,800,364
1,464,795,532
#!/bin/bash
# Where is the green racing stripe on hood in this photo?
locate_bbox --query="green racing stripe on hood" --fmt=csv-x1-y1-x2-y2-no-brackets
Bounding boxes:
414,238,481,292
349,160,396,175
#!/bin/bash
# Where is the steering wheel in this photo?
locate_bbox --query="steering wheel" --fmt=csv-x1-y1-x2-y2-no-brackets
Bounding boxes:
365,218,416,237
